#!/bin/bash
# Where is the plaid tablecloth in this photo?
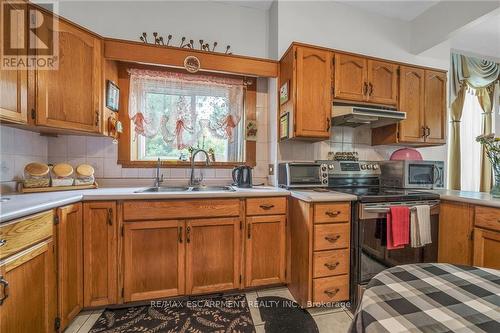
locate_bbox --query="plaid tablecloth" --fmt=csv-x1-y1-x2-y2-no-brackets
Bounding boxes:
350,263,500,333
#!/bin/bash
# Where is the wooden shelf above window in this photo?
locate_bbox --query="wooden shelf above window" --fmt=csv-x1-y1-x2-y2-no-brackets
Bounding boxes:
104,38,278,78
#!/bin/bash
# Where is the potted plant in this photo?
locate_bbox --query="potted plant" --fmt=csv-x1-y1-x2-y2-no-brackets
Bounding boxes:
476,134,500,197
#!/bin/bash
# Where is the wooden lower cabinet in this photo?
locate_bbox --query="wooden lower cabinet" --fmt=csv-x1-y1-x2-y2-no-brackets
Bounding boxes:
186,218,241,295
83,202,117,307
289,198,351,307
123,220,185,302
0,239,57,333
245,215,286,287
438,201,474,265
473,228,500,270
57,203,83,330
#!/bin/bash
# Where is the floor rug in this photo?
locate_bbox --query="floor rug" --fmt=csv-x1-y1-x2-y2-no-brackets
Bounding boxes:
90,294,255,333
257,296,319,333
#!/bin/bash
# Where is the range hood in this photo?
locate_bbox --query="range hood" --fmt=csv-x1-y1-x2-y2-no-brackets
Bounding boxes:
331,105,406,128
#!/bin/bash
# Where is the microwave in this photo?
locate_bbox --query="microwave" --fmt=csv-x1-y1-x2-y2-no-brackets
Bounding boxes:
379,160,445,189
278,162,329,189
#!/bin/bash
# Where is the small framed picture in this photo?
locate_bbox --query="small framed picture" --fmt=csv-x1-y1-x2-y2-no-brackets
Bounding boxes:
279,81,289,105
246,120,258,141
280,112,289,140
106,80,120,112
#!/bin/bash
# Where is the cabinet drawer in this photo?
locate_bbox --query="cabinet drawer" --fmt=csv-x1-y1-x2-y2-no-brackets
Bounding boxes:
313,275,349,304
246,197,286,216
475,206,500,232
123,199,240,221
313,249,349,278
0,210,54,260
314,223,350,251
314,203,350,223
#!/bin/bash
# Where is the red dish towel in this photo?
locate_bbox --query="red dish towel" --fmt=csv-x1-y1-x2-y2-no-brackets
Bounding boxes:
387,206,410,249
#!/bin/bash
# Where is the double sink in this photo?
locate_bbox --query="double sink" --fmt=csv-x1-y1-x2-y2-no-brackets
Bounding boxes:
136,185,236,193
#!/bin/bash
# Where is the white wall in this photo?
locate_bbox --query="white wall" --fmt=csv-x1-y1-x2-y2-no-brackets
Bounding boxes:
268,1,449,171
274,0,449,69
55,0,270,58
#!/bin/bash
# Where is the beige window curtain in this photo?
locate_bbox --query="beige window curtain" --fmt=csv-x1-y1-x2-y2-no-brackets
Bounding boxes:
449,53,500,190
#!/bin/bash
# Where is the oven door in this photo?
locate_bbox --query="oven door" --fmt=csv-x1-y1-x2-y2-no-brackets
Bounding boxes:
404,161,437,189
357,201,440,283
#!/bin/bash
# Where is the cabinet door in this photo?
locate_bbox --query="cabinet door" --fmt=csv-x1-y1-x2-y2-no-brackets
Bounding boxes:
438,201,474,265
334,53,367,102
186,218,240,294
83,202,117,307
295,46,331,138
245,215,286,287
0,240,56,333
57,203,83,330
0,2,27,124
424,70,447,144
473,228,500,270
367,60,398,106
398,66,425,143
123,220,185,302
35,13,101,133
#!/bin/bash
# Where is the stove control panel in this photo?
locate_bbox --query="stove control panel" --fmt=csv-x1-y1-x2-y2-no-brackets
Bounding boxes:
316,160,381,176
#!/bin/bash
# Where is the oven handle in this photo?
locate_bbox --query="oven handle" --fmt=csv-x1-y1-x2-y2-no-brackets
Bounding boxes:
362,201,440,214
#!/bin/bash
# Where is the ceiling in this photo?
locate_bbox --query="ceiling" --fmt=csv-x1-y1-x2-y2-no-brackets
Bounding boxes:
338,1,439,21
450,13,500,61
218,0,274,11
217,1,440,19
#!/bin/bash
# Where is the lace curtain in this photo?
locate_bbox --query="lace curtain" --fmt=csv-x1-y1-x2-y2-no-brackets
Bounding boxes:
128,68,245,150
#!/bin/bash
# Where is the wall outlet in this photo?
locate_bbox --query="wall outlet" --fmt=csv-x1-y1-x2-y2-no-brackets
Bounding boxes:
268,164,274,176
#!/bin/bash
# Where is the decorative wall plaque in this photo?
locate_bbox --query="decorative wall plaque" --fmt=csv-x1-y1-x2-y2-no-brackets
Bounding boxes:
184,56,201,73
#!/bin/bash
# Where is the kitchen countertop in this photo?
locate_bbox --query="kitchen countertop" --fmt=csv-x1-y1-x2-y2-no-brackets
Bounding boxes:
289,189,358,203
0,186,289,223
430,189,500,208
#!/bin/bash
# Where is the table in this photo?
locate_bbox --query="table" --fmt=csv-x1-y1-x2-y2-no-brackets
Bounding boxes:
350,263,500,333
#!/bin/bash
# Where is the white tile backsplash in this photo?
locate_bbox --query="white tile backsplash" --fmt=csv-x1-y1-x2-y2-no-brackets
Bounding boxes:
0,126,49,186
279,125,447,165
67,136,87,157
86,136,106,158
1,79,270,187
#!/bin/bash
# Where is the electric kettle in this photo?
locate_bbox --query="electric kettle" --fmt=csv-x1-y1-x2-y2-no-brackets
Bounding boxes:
232,166,253,188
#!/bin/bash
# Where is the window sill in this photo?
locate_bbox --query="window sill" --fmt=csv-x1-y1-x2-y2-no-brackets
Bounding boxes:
118,160,255,169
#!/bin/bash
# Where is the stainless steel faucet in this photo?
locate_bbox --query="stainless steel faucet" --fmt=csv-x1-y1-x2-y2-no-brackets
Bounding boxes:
153,158,164,188
189,149,210,187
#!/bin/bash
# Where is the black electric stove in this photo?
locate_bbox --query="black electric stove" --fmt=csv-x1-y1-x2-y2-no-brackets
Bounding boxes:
315,160,441,311
327,187,439,202
315,160,439,202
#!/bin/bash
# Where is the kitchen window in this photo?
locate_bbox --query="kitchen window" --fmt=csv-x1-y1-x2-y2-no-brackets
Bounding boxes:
119,67,256,167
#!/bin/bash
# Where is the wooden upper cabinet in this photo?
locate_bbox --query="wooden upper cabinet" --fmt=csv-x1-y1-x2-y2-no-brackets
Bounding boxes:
35,12,102,133
398,66,426,143
424,70,447,144
334,54,367,102
185,218,240,294
367,60,398,105
57,203,83,330
0,69,27,124
295,46,332,139
83,202,117,307
0,240,56,333
0,2,27,124
123,220,185,302
245,215,286,287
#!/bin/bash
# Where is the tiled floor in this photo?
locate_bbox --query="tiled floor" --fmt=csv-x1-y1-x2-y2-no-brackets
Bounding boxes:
65,287,354,333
